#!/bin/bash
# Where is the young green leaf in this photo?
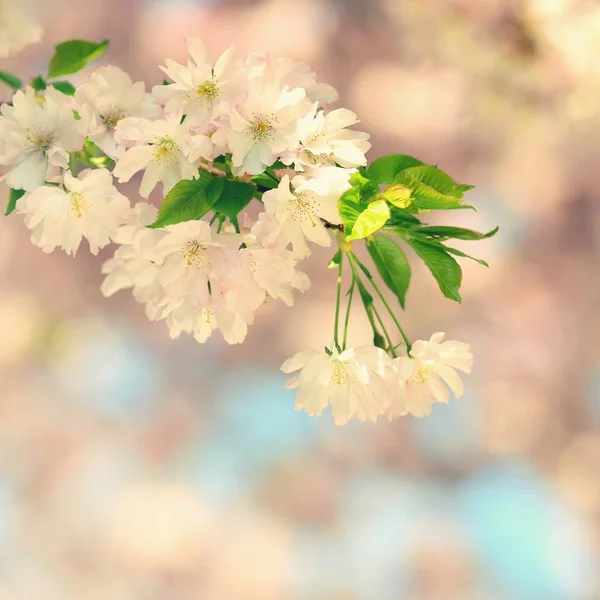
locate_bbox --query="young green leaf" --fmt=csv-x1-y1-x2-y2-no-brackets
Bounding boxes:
401,165,473,199
367,235,411,308
367,154,424,185
48,39,109,78
395,171,464,210
213,179,255,220
418,225,498,241
383,183,412,208
5,188,25,216
51,81,76,96
346,199,390,242
148,172,224,228
30,76,47,91
408,239,463,303
0,71,22,90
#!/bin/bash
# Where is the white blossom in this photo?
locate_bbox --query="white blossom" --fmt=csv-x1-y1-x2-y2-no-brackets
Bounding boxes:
76,66,161,159
101,202,165,304
386,333,473,419
219,78,307,175
153,220,241,306
0,0,42,58
261,171,350,258
245,54,338,106
282,345,391,426
289,106,371,170
0,87,83,191
239,231,310,306
19,168,130,255
153,37,243,130
113,115,212,197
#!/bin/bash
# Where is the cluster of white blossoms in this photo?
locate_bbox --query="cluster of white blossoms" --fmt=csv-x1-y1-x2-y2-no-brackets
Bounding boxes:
282,333,473,426
0,37,478,425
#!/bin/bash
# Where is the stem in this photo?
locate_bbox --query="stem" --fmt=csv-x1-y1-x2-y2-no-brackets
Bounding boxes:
372,304,397,358
216,216,225,233
351,253,412,352
342,274,355,351
347,254,397,358
333,256,343,352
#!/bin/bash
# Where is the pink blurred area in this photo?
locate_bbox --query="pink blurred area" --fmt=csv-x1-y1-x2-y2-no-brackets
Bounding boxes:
0,0,599,599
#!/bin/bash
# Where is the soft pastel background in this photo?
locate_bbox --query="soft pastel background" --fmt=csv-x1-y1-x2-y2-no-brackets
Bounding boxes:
1,0,599,598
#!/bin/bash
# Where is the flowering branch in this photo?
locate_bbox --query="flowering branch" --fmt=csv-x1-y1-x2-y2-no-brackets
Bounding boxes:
0,33,495,426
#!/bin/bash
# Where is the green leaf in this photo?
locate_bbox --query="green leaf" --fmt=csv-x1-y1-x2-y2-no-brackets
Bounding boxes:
443,246,489,267
52,81,76,96
251,172,279,190
5,188,25,216
367,235,411,309
408,239,462,303
328,250,342,269
367,154,424,185
48,39,109,78
30,76,47,91
387,205,420,227
418,225,498,241
346,199,390,241
0,71,22,90
149,172,224,228
401,165,473,199
213,179,255,220
395,171,464,211
382,183,412,208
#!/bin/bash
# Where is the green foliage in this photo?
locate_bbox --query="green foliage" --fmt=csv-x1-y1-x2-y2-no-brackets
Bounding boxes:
30,76,47,91
367,235,411,308
5,188,25,216
52,81,76,96
212,179,255,220
0,71,22,90
418,225,498,241
367,154,424,185
407,239,463,303
346,199,390,242
382,183,412,208
443,246,489,267
48,39,109,78
339,174,390,241
149,172,224,228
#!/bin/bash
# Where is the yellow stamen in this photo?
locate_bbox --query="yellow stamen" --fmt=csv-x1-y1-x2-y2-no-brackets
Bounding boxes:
70,192,85,218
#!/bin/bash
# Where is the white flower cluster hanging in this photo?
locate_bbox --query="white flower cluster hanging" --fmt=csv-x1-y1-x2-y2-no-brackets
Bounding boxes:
0,36,496,426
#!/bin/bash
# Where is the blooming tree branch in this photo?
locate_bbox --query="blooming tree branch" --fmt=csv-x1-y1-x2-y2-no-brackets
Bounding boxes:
0,34,498,426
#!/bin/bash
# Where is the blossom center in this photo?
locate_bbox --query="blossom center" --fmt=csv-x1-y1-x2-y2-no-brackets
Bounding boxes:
249,114,277,141
303,150,336,166
408,364,434,384
331,359,351,385
70,192,86,219
289,192,317,226
181,240,209,270
102,107,127,129
25,127,55,151
153,137,179,164
196,80,219,100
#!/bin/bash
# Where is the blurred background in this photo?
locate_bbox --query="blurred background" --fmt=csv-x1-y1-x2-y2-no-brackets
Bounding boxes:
1,0,600,598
